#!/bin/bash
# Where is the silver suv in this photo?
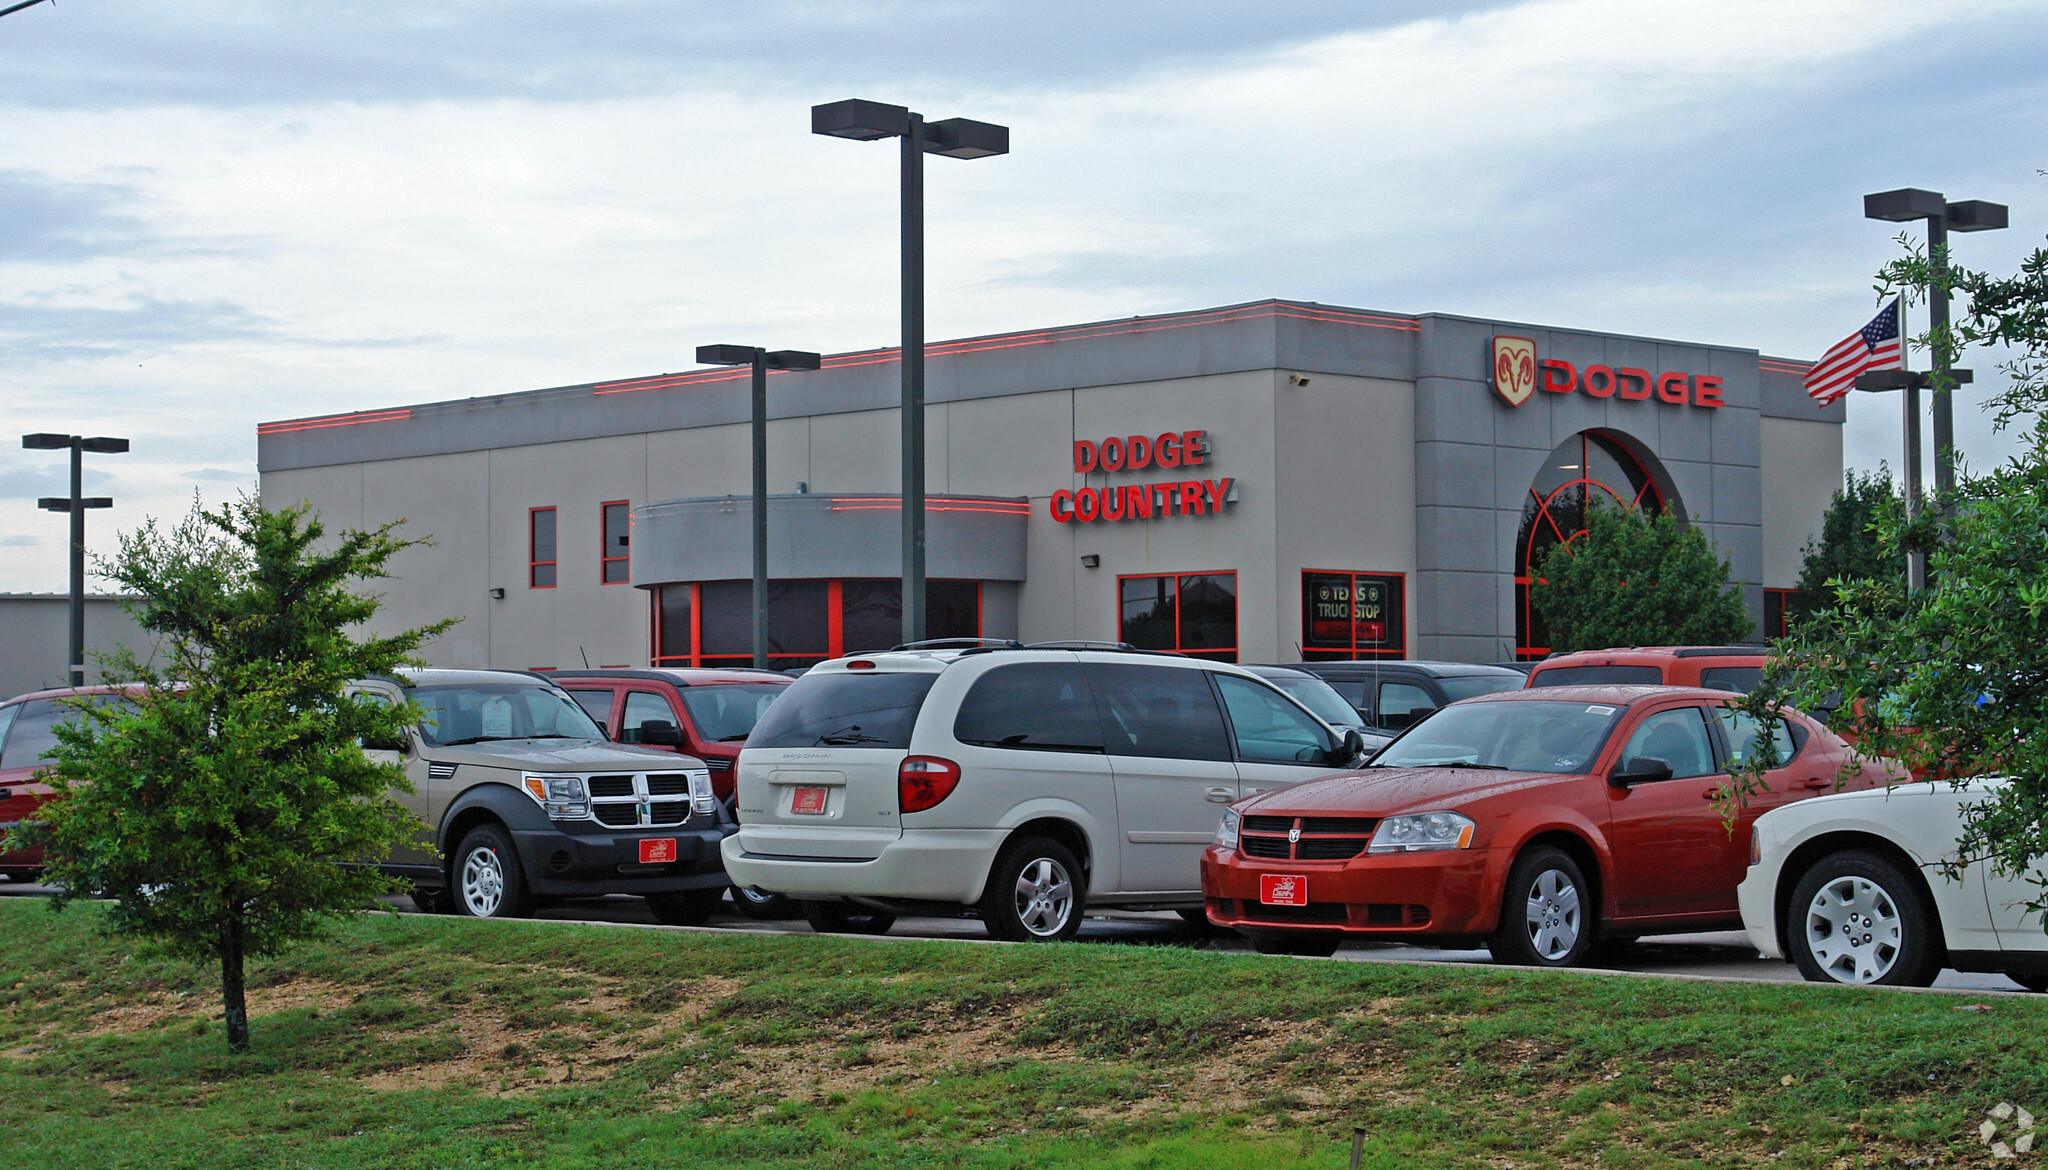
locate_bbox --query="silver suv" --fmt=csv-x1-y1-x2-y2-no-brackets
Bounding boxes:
352,670,730,924
720,647,1366,942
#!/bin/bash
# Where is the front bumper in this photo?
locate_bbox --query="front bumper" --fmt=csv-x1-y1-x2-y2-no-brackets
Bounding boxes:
1735,864,1784,959
722,828,1010,905
512,822,734,897
1201,843,1497,939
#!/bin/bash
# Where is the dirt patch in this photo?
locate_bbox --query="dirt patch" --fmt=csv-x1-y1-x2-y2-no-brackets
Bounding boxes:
80,979,360,1036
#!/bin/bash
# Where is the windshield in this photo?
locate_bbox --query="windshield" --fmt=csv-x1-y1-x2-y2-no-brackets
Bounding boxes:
680,684,787,743
1439,675,1526,702
408,683,605,746
1371,700,1623,774
1268,676,1364,729
1529,664,1662,687
0,694,134,772
748,671,938,749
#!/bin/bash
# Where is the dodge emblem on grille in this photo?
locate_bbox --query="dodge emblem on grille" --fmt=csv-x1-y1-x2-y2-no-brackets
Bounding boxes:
1288,826,1301,844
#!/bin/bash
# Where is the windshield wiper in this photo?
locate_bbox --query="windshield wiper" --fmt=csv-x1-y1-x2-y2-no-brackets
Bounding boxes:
717,733,752,742
815,729,888,746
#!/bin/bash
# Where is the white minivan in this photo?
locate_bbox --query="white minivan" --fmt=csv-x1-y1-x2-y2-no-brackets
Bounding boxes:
720,645,1368,942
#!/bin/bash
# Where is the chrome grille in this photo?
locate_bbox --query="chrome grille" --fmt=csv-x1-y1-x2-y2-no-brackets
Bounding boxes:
646,775,691,796
583,771,702,829
705,757,733,773
587,775,634,798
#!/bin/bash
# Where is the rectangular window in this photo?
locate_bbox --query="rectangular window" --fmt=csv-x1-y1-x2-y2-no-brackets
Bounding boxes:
1300,570,1405,660
529,507,557,588
1118,572,1237,662
653,584,693,666
1763,588,1801,639
652,578,981,668
601,501,630,584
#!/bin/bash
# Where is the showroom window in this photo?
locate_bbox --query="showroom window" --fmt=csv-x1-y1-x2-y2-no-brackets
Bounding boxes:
529,507,557,588
1300,570,1405,660
601,501,630,584
1119,572,1236,661
1514,430,1671,658
650,578,981,670
1762,588,1803,639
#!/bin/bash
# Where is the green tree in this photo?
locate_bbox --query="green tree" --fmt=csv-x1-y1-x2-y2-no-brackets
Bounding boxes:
11,497,449,1051
1527,500,1752,653
1791,466,1907,619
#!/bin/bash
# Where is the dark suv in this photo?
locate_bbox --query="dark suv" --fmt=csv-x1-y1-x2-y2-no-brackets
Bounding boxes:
1288,660,1527,732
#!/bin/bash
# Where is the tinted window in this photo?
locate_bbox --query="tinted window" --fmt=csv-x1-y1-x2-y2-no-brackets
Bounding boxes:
952,663,1105,753
1529,664,1663,686
568,688,615,726
620,691,680,744
0,695,127,772
679,685,786,744
409,684,604,746
1716,708,1796,769
1266,675,1365,729
1438,675,1525,702
1373,700,1621,774
1086,663,1231,761
748,671,939,749
1215,674,1335,764
1377,682,1436,729
1621,708,1717,779
1698,666,1763,694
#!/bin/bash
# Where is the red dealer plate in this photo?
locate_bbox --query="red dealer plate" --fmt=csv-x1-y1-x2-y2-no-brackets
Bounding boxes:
639,838,677,865
1260,874,1309,907
789,786,829,815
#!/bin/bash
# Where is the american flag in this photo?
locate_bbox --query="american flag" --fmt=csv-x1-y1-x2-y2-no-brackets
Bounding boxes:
1804,299,1902,407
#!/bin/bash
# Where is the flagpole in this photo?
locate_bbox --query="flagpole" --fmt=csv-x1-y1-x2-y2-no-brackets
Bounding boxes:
1899,291,1925,590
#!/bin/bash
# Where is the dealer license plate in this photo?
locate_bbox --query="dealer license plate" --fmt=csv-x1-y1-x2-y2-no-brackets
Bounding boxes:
639,838,677,864
789,786,829,815
1260,874,1309,907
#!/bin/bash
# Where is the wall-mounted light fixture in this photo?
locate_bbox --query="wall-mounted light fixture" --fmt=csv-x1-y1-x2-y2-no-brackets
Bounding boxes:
1079,554,1100,569
488,587,506,599
1287,373,1311,386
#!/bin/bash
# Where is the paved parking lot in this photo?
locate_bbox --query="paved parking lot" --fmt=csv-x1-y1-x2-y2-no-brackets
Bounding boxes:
5,878,2031,994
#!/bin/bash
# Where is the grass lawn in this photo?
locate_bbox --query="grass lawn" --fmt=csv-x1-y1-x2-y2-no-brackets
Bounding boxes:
1,899,2044,1168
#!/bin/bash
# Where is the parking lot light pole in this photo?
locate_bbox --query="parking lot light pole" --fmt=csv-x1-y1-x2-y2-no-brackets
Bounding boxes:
693,346,822,669
22,433,129,686
812,98,1008,645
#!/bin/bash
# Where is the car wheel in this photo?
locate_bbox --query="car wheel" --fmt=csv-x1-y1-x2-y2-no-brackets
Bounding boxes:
1251,934,1342,958
730,884,800,920
981,836,1085,943
647,888,723,927
451,824,534,919
1176,907,1222,932
409,882,450,914
1788,851,1940,987
2006,971,2048,993
1490,845,1593,968
802,900,897,935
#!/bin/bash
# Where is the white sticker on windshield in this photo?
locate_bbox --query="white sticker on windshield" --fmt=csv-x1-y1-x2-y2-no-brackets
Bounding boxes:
480,697,514,739
1585,705,1615,715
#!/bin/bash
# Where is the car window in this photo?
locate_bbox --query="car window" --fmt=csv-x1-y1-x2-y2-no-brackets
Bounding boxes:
748,671,939,749
1377,682,1437,730
1372,700,1620,774
0,704,18,763
1214,674,1335,764
1620,707,1717,779
678,685,785,744
1438,675,1525,702
1268,675,1364,729
1086,663,1231,762
620,691,681,744
568,688,616,727
1529,664,1664,686
953,663,1105,753
1715,708,1796,769
2,699,72,771
1317,676,1369,713
409,683,606,746
1698,666,1763,694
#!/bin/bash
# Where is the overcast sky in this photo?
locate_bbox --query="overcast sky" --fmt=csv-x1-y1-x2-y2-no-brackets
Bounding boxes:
1,0,2044,591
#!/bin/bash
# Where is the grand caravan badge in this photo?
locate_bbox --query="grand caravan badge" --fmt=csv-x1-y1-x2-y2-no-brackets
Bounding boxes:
1491,336,1537,408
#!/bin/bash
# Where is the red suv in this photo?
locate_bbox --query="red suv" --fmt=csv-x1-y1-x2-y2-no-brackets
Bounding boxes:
0,686,142,881
552,668,793,916
1524,646,1766,694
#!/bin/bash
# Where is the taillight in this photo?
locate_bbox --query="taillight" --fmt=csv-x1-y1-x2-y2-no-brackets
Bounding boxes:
898,755,962,813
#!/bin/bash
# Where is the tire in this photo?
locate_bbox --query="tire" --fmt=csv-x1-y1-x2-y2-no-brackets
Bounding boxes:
980,836,1085,943
1490,846,1594,968
1176,907,1218,931
1251,934,1342,958
2007,971,2048,993
1788,850,1941,987
647,888,723,927
730,884,800,920
451,823,534,919
409,882,450,914
802,900,897,935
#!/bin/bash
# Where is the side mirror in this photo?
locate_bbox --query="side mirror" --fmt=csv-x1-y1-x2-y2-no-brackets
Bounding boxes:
1338,728,1366,765
1610,756,1674,787
637,720,684,747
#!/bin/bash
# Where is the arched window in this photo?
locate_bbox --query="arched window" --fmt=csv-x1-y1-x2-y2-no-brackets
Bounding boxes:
1515,431,1667,658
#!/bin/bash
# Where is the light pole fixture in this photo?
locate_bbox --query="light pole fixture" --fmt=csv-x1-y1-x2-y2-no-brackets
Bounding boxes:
1863,188,2008,512
694,345,822,669
22,432,129,687
812,97,1009,645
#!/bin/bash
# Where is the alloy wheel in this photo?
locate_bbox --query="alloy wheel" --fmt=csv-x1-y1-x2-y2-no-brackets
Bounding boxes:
1522,867,1582,961
1803,875,1903,984
1013,857,1075,938
462,846,506,917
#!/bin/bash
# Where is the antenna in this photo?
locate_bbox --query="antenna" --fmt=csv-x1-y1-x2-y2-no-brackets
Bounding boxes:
579,646,591,668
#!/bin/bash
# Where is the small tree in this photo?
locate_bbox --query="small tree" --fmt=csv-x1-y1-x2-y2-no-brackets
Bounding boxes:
1791,467,1907,620
1528,500,1752,652
12,497,448,1051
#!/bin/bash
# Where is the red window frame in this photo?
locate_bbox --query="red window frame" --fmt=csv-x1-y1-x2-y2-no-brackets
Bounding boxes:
1299,569,1407,660
600,500,630,585
1116,570,1238,662
649,578,983,668
1763,588,1798,639
529,507,557,589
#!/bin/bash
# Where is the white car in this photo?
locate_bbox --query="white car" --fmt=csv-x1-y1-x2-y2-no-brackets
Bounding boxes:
720,645,1369,942
1738,779,2048,989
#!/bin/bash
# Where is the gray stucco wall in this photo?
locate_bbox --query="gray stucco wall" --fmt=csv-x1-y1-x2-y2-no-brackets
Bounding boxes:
0,594,155,699
631,494,1029,585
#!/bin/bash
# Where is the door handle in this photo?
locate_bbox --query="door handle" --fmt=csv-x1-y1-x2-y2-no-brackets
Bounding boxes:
1206,786,1234,803
1802,777,1832,790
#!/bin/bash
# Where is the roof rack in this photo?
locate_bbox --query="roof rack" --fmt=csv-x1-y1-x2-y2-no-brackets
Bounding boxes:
1670,645,1768,658
1024,640,1140,651
889,638,1026,652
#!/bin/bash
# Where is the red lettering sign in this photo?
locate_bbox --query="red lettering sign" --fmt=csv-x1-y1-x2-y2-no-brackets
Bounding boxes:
1656,372,1690,404
1100,436,1126,471
1694,375,1724,407
1496,338,1722,410
1155,432,1181,467
1581,364,1616,398
1616,367,1653,400
1126,434,1152,469
1073,441,1097,473
1539,359,1576,394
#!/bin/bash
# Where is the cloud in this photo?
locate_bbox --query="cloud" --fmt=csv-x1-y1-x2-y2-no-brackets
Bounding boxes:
0,295,277,365
0,535,37,547
0,170,154,264
0,466,113,499
181,468,248,482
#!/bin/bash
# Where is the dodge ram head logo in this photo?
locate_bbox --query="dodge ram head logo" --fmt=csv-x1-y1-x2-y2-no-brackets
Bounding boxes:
1492,335,1537,408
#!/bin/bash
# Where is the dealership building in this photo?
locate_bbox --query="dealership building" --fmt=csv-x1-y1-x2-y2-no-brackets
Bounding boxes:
254,299,1842,671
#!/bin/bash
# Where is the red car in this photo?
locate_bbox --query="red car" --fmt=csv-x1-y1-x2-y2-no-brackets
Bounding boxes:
0,685,142,881
1202,685,1895,964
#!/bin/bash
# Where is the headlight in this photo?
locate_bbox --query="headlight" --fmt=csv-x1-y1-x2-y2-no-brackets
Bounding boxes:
1748,827,1762,867
1214,808,1241,850
522,773,589,821
1368,811,1475,853
690,771,717,815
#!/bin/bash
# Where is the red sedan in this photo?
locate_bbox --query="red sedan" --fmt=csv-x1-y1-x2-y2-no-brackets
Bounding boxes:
1202,686,1897,965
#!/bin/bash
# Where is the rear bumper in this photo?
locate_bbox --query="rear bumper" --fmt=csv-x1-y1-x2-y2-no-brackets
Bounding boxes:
509,823,733,897
722,828,1008,905
1201,844,1497,938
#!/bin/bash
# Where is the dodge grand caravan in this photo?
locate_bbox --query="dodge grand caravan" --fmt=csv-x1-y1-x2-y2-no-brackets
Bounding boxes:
720,646,1368,942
